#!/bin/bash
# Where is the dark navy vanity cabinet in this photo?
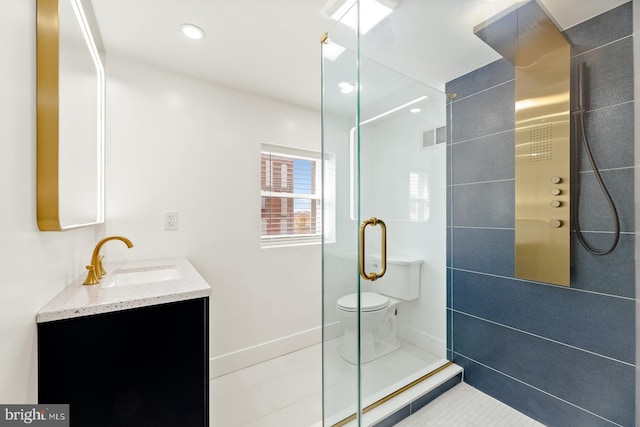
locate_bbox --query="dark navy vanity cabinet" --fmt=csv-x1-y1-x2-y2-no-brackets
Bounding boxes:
38,297,209,427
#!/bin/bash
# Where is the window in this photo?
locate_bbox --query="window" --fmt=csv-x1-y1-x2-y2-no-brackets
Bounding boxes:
261,143,328,247
409,172,430,221
280,164,288,189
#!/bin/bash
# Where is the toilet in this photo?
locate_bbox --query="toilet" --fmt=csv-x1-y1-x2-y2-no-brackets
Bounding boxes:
336,255,423,364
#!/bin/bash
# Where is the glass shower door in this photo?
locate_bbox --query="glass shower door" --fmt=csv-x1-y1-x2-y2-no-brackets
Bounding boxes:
321,16,361,424
321,2,448,425
356,57,448,419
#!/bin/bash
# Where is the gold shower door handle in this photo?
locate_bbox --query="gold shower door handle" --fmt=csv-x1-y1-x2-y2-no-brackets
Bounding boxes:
359,217,387,281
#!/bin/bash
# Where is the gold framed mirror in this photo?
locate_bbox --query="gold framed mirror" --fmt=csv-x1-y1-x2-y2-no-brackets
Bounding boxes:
37,0,105,231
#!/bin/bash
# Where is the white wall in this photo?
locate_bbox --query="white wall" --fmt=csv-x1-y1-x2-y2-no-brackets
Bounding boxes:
322,97,447,357
102,55,322,376
361,110,447,357
322,113,358,338
0,1,101,403
0,0,321,398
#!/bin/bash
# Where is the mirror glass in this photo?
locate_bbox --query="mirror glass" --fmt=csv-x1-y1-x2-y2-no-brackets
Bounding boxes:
37,0,105,231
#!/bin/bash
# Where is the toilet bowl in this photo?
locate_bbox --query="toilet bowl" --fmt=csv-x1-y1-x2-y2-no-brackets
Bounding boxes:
335,254,423,365
336,292,400,364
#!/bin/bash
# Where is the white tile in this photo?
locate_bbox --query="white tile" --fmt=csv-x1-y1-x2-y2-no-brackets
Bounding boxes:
261,365,321,410
395,383,545,427
243,392,322,427
211,369,261,399
324,376,359,418
210,382,275,427
211,339,541,427
211,344,323,427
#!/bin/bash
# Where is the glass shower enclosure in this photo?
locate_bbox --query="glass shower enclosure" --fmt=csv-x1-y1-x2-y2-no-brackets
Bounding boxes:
321,1,449,425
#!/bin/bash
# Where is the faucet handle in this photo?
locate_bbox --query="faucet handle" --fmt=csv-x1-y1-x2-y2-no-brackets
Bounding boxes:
83,265,100,285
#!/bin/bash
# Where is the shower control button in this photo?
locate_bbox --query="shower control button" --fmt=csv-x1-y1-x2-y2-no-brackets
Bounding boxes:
550,219,563,228
550,200,561,208
550,176,562,184
551,188,561,196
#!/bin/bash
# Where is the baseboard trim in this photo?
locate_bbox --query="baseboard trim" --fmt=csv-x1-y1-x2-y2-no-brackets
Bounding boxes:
211,325,327,378
210,322,443,379
323,321,342,341
397,323,447,358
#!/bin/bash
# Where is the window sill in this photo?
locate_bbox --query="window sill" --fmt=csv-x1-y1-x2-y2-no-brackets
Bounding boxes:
261,239,322,249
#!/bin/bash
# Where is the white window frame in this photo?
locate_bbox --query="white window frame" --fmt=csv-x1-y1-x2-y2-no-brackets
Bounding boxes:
261,143,329,248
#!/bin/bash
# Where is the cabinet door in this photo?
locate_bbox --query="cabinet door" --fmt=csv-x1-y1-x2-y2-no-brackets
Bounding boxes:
38,297,209,427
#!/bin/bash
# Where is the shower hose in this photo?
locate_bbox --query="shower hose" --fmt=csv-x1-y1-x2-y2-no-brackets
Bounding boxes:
572,108,620,255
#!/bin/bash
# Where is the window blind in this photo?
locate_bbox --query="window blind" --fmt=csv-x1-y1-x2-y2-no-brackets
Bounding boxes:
260,145,322,247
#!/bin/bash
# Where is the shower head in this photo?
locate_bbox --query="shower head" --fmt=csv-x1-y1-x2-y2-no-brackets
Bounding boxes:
473,0,568,66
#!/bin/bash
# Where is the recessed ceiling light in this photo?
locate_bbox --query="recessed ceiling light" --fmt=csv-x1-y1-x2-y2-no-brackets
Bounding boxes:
410,108,421,113
180,24,206,40
323,0,400,34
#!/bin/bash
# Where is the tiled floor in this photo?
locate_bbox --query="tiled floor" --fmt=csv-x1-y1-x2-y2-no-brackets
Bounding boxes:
395,382,545,427
210,344,322,427
210,343,544,427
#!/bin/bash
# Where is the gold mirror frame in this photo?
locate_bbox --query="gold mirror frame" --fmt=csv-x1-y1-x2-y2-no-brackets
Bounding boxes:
37,0,105,231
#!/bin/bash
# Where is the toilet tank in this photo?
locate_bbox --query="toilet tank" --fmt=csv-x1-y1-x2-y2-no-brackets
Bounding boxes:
371,255,423,300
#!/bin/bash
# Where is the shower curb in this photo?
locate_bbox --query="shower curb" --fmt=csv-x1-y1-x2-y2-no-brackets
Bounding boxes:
367,363,463,427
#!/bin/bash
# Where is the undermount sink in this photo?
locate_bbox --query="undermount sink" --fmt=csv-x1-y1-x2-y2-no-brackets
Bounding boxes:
100,264,181,288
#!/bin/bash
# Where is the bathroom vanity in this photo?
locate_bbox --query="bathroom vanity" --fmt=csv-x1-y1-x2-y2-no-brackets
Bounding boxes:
37,258,210,427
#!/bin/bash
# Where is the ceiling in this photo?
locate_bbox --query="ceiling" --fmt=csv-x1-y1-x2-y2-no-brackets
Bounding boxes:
90,0,628,112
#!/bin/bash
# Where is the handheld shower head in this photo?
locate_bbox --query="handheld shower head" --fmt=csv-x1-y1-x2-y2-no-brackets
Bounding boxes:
577,62,588,112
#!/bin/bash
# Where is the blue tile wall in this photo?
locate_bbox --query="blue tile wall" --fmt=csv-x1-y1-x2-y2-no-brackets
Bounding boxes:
572,232,636,298
457,355,622,427
450,130,515,185
452,269,635,363
371,405,410,427
572,36,634,111
452,180,514,228
446,59,515,100
446,2,635,426
450,80,514,143
576,168,635,232
578,102,634,172
454,313,634,427
564,3,633,55
451,228,515,277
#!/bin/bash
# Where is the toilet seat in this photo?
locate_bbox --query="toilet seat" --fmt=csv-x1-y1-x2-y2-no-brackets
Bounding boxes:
337,292,389,312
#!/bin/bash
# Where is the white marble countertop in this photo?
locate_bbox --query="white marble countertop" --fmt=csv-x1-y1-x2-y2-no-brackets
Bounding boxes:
37,257,211,323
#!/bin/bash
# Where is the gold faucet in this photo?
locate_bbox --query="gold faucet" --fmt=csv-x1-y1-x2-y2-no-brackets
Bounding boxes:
83,236,134,285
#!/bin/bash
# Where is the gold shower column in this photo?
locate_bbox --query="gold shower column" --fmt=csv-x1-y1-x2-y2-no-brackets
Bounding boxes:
475,0,571,286
513,4,571,286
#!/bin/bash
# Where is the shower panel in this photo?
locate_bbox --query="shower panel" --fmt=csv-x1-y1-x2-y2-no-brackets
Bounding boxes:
474,0,571,286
